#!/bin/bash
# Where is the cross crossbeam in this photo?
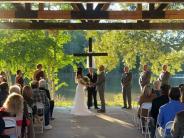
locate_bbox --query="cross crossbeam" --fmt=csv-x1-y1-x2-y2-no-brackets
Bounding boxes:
74,38,108,68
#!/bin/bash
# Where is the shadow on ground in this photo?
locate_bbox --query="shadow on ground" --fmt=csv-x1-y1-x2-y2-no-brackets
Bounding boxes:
37,107,143,138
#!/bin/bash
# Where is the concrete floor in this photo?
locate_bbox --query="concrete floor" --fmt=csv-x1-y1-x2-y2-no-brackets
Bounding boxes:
37,107,143,138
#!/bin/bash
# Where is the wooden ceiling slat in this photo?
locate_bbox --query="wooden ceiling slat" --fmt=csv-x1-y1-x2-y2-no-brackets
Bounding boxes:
1,10,184,20
0,22,184,30
0,0,182,3
156,3,168,11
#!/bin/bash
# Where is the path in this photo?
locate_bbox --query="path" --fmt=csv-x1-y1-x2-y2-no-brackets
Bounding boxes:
37,107,143,138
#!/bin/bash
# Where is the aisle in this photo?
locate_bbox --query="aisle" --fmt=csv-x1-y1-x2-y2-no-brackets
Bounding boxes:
37,107,143,138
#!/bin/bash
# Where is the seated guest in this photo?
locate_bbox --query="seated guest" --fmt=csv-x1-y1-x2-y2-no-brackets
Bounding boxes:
9,85,21,94
39,79,54,120
138,84,156,117
0,93,24,137
0,82,9,107
9,84,29,137
23,86,36,114
171,110,184,138
151,84,170,123
150,84,170,138
22,85,35,138
157,87,184,137
15,70,24,88
153,80,161,97
31,81,52,130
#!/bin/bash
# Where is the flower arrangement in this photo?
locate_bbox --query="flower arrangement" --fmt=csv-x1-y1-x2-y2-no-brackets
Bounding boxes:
78,76,90,86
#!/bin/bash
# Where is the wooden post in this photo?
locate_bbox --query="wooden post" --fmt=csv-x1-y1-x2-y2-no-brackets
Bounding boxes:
89,38,93,67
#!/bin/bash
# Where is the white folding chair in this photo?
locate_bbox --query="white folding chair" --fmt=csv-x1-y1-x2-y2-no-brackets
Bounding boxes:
132,97,140,127
3,117,17,138
139,102,152,138
163,121,174,138
27,105,33,115
33,102,45,134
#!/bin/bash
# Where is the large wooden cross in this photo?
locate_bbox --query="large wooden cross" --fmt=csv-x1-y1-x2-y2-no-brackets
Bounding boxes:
74,38,108,68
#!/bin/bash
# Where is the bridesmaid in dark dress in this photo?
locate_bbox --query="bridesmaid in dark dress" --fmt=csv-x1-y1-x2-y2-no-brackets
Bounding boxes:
15,70,24,88
33,64,46,81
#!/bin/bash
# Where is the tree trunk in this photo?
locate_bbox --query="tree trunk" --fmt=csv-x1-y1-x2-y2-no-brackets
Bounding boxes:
5,70,12,86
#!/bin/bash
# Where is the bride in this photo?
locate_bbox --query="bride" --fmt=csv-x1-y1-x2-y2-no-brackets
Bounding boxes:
71,67,94,116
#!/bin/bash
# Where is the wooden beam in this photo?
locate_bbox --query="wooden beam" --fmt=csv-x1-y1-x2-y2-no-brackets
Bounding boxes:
149,3,155,11
1,10,184,20
25,3,31,10
75,3,85,11
87,3,93,23
0,0,183,3
95,3,106,11
87,3,93,11
71,3,86,23
0,22,184,30
71,3,80,11
39,3,44,10
100,3,110,11
94,3,110,23
156,3,168,11
13,3,25,10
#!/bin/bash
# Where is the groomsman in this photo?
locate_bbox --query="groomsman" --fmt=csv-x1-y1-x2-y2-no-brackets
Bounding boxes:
87,67,98,109
96,65,106,113
139,64,152,91
158,64,170,86
121,66,132,109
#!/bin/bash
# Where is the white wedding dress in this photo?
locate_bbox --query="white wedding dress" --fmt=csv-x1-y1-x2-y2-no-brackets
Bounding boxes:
71,81,94,116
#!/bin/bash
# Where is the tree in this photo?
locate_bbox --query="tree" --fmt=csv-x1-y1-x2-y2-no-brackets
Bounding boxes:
0,30,72,97
87,30,184,80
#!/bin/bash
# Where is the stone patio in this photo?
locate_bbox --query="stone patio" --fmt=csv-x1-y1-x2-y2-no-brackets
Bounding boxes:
37,107,143,138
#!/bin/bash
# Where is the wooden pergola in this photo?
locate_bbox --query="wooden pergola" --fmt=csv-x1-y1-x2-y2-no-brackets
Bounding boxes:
0,0,184,30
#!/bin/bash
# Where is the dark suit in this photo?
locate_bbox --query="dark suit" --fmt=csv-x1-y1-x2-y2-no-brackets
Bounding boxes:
150,95,169,138
139,70,151,91
121,72,132,108
159,71,170,86
87,73,98,108
151,95,169,122
96,72,106,111
171,110,184,138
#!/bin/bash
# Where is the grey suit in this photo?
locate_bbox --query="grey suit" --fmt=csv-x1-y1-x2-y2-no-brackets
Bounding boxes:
171,111,184,138
96,72,106,111
159,71,170,86
121,72,132,108
139,70,151,91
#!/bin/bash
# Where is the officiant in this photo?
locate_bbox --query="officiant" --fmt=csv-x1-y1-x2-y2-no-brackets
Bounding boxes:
87,67,98,109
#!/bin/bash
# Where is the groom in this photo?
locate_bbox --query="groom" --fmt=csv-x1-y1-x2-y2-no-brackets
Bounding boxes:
96,65,106,113
87,67,98,109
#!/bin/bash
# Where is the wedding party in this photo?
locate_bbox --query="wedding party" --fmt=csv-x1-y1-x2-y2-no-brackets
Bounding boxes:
1,1,184,138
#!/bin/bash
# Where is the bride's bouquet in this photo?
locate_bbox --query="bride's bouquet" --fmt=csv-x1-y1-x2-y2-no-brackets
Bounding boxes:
78,76,90,86
78,76,90,93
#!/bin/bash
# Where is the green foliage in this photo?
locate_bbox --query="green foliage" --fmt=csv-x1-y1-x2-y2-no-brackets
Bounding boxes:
0,30,74,96
1,29,184,98
87,30,184,79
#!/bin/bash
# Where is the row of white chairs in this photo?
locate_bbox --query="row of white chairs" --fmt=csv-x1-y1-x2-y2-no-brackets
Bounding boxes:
3,117,19,138
33,102,45,134
132,102,173,138
1,102,45,138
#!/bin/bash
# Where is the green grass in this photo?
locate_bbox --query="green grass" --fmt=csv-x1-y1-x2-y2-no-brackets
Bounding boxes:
55,100,73,107
55,93,140,107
